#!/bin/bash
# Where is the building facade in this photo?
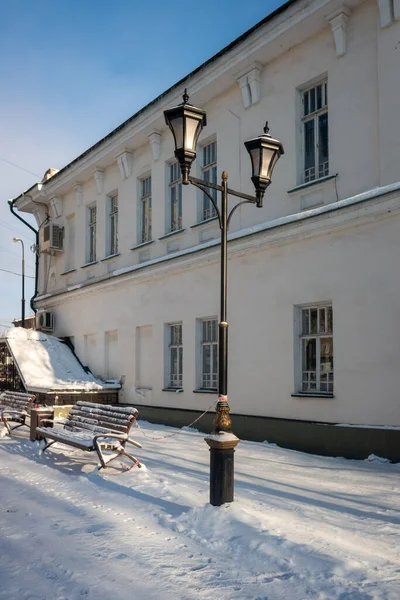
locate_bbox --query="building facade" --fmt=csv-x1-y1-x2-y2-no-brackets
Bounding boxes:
12,0,400,458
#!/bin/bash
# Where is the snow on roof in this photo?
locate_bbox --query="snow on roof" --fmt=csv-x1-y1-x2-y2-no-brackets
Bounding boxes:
0,328,120,394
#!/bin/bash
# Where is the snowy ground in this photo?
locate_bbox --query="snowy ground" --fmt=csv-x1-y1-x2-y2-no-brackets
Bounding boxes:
0,421,399,600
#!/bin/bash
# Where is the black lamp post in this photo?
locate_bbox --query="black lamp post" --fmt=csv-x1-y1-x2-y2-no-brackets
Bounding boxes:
164,90,284,506
13,237,25,328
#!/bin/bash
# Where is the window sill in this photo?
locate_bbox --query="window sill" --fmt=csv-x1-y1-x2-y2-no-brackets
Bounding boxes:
193,389,217,394
80,261,98,269
130,240,154,251
162,387,184,392
158,229,185,240
101,253,120,262
60,269,77,276
291,393,335,399
190,217,219,229
287,175,337,195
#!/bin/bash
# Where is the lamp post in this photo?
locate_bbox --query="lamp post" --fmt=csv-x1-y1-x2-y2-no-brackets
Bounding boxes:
164,91,284,506
13,237,25,328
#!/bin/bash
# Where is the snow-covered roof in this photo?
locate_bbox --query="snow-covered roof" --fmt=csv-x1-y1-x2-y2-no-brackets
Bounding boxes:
0,328,120,394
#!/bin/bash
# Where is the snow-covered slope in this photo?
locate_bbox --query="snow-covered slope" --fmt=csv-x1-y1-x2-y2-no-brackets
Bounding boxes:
1,327,120,393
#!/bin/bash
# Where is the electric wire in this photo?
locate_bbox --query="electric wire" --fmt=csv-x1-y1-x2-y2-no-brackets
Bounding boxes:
0,156,41,178
0,267,34,279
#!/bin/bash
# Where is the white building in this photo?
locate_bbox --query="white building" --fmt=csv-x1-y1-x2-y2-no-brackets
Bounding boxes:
11,0,400,459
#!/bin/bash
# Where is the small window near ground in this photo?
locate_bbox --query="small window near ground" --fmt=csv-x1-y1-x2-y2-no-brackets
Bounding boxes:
299,305,333,394
168,323,183,389
200,318,218,390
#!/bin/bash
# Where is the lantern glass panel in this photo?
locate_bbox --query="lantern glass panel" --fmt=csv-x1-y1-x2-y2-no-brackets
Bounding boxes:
249,147,261,178
185,115,200,152
169,115,184,150
260,147,276,178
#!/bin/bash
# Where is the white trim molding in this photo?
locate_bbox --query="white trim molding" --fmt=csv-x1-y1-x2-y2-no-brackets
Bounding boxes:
94,169,105,194
328,7,351,57
236,63,262,108
49,196,63,218
377,0,394,27
74,183,83,206
148,131,162,161
117,150,133,179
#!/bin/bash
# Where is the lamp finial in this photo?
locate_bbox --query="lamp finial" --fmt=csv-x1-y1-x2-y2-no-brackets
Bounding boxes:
182,88,189,104
263,121,270,135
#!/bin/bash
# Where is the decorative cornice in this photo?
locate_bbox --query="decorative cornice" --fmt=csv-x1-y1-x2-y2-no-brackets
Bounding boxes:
116,150,133,179
93,169,104,194
328,7,351,57
236,62,262,108
148,131,162,161
49,196,63,218
73,183,83,206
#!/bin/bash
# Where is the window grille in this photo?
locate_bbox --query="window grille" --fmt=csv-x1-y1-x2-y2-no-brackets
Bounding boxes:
302,81,329,183
201,319,218,389
169,162,182,232
201,142,217,221
141,177,152,243
300,305,333,393
168,323,183,388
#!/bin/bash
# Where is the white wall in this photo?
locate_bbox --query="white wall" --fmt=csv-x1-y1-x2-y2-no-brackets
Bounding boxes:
45,192,400,426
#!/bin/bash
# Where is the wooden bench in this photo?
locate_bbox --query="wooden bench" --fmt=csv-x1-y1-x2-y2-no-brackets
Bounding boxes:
36,401,143,470
0,391,36,434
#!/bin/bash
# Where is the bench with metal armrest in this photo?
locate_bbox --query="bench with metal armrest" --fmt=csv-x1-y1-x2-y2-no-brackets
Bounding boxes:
36,401,142,469
0,391,36,435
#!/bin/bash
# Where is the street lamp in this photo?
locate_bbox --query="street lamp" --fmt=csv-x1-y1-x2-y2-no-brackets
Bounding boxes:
164,90,284,506
13,237,25,328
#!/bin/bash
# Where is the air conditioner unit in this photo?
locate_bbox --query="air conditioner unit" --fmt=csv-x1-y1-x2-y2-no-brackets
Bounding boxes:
36,311,54,332
41,224,63,253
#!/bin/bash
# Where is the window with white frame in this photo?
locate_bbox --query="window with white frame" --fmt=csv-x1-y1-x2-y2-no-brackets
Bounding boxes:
299,305,333,394
140,176,152,243
169,162,182,232
168,323,183,389
201,141,217,221
87,204,97,263
302,80,329,183
200,318,218,389
107,194,118,256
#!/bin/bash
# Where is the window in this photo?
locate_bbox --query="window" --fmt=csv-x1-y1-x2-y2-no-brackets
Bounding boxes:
200,318,218,389
300,305,333,394
87,205,96,263
302,80,328,183
201,141,217,221
140,176,152,243
169,162,182,232
107,194,118,256
168,323,183,388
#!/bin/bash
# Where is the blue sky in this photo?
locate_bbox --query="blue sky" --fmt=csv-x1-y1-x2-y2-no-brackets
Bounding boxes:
0,0,284,327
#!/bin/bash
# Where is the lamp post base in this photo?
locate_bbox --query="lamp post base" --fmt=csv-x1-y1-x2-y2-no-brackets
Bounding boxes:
205,434,240,506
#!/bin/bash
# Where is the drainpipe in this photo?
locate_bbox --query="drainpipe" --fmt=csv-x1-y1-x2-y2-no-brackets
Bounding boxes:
8,198,39,314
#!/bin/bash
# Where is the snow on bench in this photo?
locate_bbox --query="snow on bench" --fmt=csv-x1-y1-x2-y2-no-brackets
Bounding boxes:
36,401,143,469
0,390,36,435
